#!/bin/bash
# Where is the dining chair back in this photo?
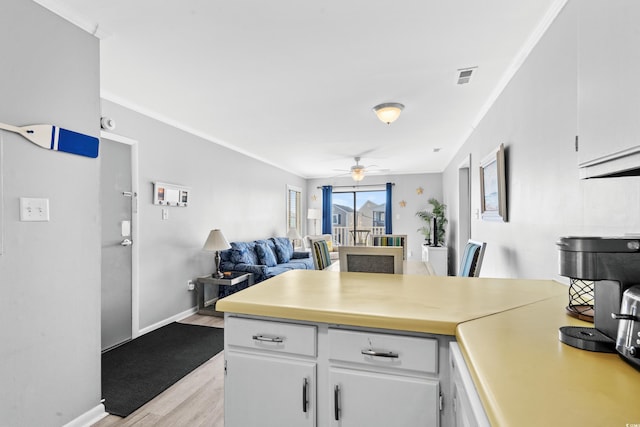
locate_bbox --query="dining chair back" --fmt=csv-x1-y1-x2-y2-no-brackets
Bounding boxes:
311,238,333,270
458,240,487,277
338,246,403,274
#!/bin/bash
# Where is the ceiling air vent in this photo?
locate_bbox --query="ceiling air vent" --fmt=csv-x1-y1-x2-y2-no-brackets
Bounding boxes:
456,67,477,85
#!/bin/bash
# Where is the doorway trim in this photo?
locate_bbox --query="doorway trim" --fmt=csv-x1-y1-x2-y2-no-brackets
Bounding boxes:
456,154,472,275
100,130,141,339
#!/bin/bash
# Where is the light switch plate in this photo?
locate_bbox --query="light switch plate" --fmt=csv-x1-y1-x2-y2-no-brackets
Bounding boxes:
20,197,50,221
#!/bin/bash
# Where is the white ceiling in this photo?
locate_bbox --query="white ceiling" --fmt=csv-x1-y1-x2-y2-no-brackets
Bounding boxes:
36,0,564,180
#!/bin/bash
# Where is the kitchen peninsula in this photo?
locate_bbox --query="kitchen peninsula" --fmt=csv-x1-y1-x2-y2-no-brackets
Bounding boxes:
216,270,640,426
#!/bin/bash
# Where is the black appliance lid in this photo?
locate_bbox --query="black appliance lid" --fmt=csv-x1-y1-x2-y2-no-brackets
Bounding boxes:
557,236,640,253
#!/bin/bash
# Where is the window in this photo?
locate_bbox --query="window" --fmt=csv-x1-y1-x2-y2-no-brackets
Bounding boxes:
332,188,386,245
287,185,302,233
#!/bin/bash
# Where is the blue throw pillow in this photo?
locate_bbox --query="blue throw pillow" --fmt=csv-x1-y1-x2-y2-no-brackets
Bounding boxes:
274,240,291,263
272,237,294,259
230,242,258,265
255,241,277,267
230,247,250,264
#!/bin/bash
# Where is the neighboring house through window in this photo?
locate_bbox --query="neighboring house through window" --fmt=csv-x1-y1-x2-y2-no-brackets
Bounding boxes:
331,188,386,245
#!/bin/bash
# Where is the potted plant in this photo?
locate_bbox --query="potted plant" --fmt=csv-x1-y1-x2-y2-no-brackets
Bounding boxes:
416,198,447,247
416,210,434,245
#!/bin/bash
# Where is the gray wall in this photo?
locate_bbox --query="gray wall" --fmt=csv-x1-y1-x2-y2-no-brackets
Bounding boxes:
0,3,307,423
306,173,443,260
0,1,101,426
101,100,307,329
442,1,640,280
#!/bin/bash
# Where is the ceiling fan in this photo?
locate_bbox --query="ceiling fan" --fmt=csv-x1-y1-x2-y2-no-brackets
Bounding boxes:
335,157,388,182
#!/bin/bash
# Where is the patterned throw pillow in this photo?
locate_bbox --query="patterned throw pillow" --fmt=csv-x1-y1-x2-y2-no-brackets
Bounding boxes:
255,241,277,267
271,237,294,259
273,240,291,263
229,242,257,265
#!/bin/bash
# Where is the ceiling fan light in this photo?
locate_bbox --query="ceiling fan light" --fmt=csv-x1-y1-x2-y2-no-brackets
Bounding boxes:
351,166,365,181
373,102,404,125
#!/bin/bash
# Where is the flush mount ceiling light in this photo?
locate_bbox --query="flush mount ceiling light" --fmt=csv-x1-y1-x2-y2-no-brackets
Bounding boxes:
373,102,404,125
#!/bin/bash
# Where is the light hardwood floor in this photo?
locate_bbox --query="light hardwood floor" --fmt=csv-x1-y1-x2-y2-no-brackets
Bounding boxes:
92,314,225,427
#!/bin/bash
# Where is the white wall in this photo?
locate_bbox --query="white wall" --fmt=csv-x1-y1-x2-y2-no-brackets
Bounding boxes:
0,1,102,426
442,1,640,280
101,100,307,329
306,173,443,260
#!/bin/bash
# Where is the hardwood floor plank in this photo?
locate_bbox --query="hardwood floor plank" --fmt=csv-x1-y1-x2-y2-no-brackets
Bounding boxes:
92,314,225,427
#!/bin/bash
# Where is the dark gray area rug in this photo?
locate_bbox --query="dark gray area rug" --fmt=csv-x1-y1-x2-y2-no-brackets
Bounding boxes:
101,322,224,417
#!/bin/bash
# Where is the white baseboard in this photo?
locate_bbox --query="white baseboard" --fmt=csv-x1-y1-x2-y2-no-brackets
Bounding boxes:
136,306,198,337
62,403,107,427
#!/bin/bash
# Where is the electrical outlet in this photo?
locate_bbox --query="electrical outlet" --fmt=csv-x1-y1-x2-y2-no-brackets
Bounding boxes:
187,279,195,291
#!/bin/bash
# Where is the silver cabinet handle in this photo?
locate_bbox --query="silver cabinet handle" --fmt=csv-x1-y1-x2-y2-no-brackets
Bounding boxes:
120,238,133,246
302,378,309,413
252,334,284,343
361,349,399,358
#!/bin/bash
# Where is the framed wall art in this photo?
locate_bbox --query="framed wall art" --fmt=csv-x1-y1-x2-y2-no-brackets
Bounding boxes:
479,143,507,222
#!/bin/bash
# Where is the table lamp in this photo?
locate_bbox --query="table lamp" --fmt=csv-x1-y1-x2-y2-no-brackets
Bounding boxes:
307,208,321,234
287,227,302,248
203,229,231,278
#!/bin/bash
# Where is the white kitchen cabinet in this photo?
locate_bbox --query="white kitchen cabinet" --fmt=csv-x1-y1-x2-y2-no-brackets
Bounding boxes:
224,316,317,427
225,315,451,426
577,0,640,178
449,342,490,427
330,368,439,426
423,245,448,276
225,352,316,427
328,328,440,426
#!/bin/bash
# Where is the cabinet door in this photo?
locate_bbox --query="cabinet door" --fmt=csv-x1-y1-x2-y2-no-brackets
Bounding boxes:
330,367,439,427
578,0,640,169
450,343,490,427
452,380,475,427
225,351,316,427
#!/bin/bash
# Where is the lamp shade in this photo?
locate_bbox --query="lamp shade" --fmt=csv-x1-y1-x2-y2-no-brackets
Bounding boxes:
203,229,231,252
373,102,404,125
287,228,302,240
307,208,322,220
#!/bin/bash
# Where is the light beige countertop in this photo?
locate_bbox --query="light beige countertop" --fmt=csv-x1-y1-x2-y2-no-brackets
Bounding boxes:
217,270,640,425
216,269,566,336
456,294,640,426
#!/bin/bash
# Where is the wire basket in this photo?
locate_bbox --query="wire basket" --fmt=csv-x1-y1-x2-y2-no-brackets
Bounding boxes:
566,278,594,322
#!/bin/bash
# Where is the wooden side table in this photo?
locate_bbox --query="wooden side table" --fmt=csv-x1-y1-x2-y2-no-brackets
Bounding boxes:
195,272,254,316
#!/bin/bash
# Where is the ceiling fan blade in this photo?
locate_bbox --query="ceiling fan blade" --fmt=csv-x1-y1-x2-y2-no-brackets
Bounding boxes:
364,168,390,174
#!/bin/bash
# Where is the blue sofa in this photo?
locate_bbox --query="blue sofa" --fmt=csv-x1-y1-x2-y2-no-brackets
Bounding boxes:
219,237,313,297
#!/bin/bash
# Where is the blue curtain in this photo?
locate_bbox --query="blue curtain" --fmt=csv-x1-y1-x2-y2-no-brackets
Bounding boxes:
385,182,393,234
321,186,333,234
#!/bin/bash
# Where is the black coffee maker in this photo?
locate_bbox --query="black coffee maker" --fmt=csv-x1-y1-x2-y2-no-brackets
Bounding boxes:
557,236,640,353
